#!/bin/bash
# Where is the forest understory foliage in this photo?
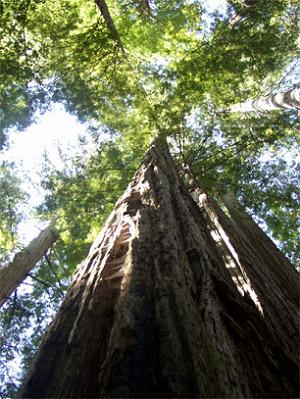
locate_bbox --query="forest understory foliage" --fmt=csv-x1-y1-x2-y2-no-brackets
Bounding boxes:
0,0,299,397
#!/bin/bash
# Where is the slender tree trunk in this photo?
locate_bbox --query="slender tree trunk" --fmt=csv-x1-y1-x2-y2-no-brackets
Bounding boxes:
0,224,59,308
18,138,298,398
137,0,151,17
95,0,125,53
227,87,300,112
229,0,257,27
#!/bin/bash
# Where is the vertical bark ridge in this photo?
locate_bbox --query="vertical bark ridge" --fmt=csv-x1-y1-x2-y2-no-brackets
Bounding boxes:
180,165,261,310
181,165,299,365
222,192,299,359
19,137,299,398
18,180,142,398
193,188,264,313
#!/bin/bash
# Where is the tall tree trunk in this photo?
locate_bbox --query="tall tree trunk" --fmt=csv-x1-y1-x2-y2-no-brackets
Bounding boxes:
0,224,59,308
222,192,299,355
227,87,300,112
18,138,298,398
95,0,125,53
182,167,299,364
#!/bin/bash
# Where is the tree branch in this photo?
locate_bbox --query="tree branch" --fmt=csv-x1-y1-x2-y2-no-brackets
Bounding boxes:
44,255,64,296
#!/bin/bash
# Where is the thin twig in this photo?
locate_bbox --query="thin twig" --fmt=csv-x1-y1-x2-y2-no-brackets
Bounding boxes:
44,255,65,296
28,273,51,288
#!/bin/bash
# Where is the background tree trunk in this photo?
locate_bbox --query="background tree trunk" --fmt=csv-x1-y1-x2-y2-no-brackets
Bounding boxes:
229,0,257,27
18,138,298,398
0,224,59,308
227,87,300,112
95,0,125,53
137,0,151,17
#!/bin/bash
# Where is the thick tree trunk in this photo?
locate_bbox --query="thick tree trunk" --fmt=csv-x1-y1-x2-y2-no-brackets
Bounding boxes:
182,165,299,347
95,0,125,53
228,87,300,112
18,138,298,398
222,192,299,357
0,224,59,308
184,172,299,364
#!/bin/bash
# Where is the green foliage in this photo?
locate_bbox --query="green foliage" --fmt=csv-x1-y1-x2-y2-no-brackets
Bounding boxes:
0,162,26,266
1,0,298,144
0,254,68,398
184,110,300,266
237,138,300,267
171,1,300,113
38,135,143,271
0,0,52,144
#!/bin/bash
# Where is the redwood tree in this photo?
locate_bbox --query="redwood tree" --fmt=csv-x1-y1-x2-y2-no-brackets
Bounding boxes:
0,224,59,308
227,87,300,113
18,137,299,398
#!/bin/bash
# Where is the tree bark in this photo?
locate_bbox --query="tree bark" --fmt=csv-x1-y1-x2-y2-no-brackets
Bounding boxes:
95,0,125,53
181,165,299,359
0,224,59,308
222,192,299,356
229,0,257,27
184,171,299,364
137,0,151,17
18,138,298,398
227,87,300,112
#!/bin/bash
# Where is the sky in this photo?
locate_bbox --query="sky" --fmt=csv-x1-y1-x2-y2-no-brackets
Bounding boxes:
4,105,87,180
205,0,227,13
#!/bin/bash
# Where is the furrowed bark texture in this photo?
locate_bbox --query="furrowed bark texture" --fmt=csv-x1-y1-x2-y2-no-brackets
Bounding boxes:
19,138,298,398
222,192,299,359
0,224,59,308
229,87,300,112
182,167,299,363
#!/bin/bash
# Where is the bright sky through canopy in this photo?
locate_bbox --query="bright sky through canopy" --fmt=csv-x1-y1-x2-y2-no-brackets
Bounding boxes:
4,104,87,180
2,104,89,245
